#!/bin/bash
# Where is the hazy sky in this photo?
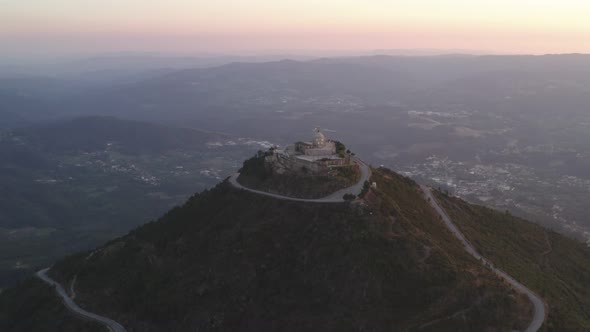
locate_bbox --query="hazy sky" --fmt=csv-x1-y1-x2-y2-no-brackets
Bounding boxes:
2,0,590,56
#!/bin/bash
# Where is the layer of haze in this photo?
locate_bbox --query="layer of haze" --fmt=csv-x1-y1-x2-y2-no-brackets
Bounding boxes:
2,0,590,57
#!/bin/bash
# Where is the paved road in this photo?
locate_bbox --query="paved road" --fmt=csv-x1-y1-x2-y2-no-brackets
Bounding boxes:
36,268,126,332
229,157,371,203
421,185,546,332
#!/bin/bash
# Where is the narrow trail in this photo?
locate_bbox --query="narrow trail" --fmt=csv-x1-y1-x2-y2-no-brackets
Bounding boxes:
35,158,370,332
32,164,543,331
230,160,546,331
69,274,77,299
541,231,553,257
36,268,126,332
420,185,546,332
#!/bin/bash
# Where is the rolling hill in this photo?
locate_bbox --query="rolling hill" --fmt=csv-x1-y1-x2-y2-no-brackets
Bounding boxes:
2,156,590,330
3,166,538,331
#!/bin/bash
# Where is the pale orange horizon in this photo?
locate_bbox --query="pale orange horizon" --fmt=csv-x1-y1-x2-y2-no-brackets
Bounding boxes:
2,0,590,56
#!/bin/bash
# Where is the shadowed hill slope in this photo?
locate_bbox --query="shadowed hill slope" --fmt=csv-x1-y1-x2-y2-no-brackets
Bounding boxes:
434,191,590,330
0,278,105,332
41,168,531,331
0,116,248,289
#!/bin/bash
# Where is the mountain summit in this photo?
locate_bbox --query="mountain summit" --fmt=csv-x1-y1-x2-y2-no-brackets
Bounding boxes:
234,130,369,201
3,153,590,331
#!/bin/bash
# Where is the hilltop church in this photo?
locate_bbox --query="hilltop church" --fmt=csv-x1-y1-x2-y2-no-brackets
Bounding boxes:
266,128,352,174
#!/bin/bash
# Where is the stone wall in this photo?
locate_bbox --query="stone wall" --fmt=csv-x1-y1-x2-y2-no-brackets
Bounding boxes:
303,141,336,156
266,142,350,176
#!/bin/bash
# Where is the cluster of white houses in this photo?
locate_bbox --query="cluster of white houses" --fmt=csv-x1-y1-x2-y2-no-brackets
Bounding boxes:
265,128,352,174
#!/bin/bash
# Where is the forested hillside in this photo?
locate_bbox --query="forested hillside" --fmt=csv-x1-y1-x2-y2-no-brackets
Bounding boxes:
434,191,590,330
4,165,590,330
40,168,531,331
0,278,105,332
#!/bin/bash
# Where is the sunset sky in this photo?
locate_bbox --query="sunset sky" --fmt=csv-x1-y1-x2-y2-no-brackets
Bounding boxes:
2,0,590,56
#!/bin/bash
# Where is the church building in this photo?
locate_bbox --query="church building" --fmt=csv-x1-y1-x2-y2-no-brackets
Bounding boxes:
266,128,352,174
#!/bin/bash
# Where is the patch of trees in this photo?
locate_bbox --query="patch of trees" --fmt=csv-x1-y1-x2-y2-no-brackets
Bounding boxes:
343,193,356,201
333,140,346,157
238,150,273,180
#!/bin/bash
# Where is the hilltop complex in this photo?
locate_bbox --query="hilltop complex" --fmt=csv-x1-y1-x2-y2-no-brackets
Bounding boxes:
266,128,353,175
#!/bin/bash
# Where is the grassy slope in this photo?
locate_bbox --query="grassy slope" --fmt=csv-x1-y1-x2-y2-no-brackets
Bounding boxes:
47,168,529,331
0,278,105,332
434,191,590,330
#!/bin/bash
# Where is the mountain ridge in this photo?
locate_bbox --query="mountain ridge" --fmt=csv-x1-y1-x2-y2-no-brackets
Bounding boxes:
31,167,534,331
3,159,590,330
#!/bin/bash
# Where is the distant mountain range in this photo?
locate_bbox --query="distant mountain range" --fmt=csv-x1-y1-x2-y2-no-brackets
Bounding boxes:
4,53,590,130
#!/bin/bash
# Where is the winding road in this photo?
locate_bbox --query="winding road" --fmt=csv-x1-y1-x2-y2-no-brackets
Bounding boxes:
34,158,369,331
421,185,546,332
36,268,126,332
229,157,371,203
33,161,541,332
231,158,545,331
